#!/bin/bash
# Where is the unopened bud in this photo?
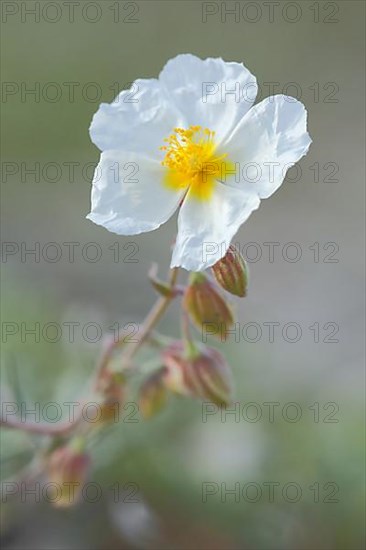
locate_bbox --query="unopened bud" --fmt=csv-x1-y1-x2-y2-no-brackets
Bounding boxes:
139,368,167,419
183,273,234,337
47,438,90,507
96,370,124,425
212,244,248,297
162,341,232,406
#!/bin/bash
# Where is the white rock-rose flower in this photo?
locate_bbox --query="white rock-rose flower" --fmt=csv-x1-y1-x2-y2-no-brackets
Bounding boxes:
87,54,312,271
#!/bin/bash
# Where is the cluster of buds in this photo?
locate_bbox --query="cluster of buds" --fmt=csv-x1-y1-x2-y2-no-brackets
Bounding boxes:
139,244,248,416
138,340,232,416
3,242,250,507
162,341,232,406
46,438,90,508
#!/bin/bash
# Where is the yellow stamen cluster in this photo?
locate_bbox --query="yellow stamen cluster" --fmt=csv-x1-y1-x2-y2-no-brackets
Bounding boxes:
160,126,233,201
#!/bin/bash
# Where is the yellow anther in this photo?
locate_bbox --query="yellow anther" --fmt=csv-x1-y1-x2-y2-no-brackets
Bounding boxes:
160,126,235,201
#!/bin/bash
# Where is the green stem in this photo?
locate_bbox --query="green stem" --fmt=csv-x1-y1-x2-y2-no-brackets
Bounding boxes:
120,267,179,366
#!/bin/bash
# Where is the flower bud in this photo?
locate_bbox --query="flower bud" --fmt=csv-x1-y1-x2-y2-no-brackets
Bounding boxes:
47,439,90,508
162,341,232,406
183,272,234,338
212,244,248,297
139,368,167,419
96,370,124,425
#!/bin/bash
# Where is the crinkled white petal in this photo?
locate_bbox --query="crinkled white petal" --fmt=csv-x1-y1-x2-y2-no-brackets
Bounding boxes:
159,54,258,144
89,78,184,155
171,184,260,271
87,150,185,235
222,95,312,198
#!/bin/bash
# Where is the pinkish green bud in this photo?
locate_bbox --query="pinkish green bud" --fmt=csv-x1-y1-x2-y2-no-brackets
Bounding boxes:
139,368,167,419
212,244,248,297
162,341,232,406
47,439,90,507
183,272,234,338
96,369,124,425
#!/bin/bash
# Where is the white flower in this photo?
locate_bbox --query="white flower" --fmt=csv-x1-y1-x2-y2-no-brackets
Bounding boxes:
87,54,312,271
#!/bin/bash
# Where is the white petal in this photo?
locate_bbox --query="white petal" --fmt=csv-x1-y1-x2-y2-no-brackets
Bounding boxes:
89,79,184,155
87,151,185,235
171,184,260,271
159,54,257,143
222,95,312,198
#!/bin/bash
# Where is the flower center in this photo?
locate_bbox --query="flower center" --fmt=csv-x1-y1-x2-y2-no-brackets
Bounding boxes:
160,126,234,201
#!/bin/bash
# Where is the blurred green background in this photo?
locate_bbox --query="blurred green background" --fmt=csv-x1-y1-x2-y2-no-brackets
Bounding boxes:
1,1,365,549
